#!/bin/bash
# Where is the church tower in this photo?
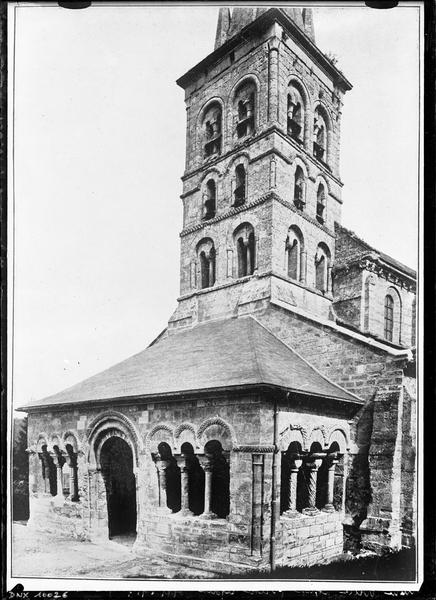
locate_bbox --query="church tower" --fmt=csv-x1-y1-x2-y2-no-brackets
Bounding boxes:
170,7,352,331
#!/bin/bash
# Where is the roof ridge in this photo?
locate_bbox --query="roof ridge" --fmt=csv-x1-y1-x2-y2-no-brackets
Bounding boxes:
247,316,266,383
250,316,363,403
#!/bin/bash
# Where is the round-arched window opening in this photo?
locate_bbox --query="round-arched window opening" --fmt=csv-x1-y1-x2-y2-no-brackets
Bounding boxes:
204,439,230,518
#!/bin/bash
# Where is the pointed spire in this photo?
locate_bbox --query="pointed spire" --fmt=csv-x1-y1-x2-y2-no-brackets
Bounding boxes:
302,8,315,42
214,7,231,50
227,7,258,38
213,7,316,51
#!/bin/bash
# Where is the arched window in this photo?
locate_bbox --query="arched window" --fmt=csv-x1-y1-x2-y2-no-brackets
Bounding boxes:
155,442,181,513
234,223,255,278
280,441,303,515
293,166,306,210
234,80,256,139
203,179,216,220
197,238,216,289
202,103,222,158
180,442,204,516
384,294,394,341
204,440,230,519
38,445,57,496
286,226,305,282
313,107,328,162
315,243,331,293
287,85,305,142
316,183,326,224
233,164,246,206
65,443,79,501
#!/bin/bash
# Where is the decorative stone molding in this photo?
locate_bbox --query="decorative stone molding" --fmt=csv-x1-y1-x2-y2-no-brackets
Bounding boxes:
145,423,175,453
87,411,143,468
173,422,199,452
197,416,235,451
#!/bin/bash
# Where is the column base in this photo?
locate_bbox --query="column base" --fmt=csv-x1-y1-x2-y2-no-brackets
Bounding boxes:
199,511,217,520
322,504,335,513
174,509,194,518
302,507,319,516
282,509,300,518
53,494,66,507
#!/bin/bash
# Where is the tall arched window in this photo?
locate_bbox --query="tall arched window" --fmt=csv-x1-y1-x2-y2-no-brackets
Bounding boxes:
315,243,331,293
204,440,230,519
234,80,256,139
203,179,216,220
286,226,305,282
287,84,305,142
233,164,246,206
197,238,216,289
316,183,326,224
294,166,306,210
384,294,394,341
313,107,328,162
234,223,255,278
202,103,222,157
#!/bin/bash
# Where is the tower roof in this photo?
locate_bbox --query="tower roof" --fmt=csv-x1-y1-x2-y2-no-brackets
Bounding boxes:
177,8,351,92
19,316,363,412
214,7,315,50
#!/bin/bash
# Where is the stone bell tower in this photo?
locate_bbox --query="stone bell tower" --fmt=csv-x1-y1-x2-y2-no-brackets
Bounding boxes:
169,7,352,331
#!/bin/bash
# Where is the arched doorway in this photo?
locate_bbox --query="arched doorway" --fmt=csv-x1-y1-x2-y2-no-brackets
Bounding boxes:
100,436,137,540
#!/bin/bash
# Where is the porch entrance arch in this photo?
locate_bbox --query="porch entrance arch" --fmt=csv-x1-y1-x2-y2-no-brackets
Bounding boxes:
100,436,137,538
87,412,142,541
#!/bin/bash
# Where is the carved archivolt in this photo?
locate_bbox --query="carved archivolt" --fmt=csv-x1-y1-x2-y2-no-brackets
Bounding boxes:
145,423,174,454
278,425,308,451
326,427,349,452
86,410,142,468
197,416,235,451
173,422,198,452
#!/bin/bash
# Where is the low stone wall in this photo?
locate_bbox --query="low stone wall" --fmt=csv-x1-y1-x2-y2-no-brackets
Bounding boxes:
28,495,88,541
135,510,268,574
277,511,344,567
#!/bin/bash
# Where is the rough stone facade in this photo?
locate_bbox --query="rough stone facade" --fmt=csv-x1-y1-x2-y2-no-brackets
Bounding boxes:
21,8,417,576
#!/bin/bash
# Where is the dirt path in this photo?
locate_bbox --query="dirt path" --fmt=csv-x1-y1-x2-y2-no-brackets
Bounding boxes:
11,522,211,580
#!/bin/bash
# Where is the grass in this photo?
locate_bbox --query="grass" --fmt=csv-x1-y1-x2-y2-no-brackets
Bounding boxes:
226,548,416,581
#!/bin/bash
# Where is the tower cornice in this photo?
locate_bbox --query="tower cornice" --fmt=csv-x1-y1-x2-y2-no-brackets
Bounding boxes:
181,125,344,190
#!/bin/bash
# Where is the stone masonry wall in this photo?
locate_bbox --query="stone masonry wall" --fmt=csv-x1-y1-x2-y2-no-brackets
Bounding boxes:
256,303,415,550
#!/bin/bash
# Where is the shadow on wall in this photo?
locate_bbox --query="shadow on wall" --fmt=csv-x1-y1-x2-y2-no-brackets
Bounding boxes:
13,417,29,521
344,397,375,552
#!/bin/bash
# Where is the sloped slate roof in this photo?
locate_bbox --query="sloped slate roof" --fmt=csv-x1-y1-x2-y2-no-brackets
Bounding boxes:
19,316,362,411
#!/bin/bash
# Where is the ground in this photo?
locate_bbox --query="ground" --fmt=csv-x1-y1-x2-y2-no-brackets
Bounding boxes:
11,522,416,581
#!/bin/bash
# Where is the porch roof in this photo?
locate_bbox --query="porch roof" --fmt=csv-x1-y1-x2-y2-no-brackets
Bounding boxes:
19,316,363,411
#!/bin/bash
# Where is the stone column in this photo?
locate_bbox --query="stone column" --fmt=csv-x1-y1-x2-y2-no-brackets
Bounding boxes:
175,455,193,516
26,449,38,495
208,253,215,285
246,241,252,275
302,452,325,516
300,250,307,284
327,265,333,294
39,452,50,495
251,453,264,554
155,458,171,512
52,450,66,505
284,453,303,515
267,34,281,124
323,453,339,513
199,455,217,519
65,452,79,501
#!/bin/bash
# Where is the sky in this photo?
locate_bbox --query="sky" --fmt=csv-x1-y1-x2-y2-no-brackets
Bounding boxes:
10,3,421,410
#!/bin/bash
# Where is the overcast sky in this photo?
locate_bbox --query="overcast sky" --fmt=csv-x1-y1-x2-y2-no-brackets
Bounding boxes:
11,3,420,410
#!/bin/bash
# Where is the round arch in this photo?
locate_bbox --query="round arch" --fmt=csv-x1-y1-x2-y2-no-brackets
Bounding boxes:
87,411,142,469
